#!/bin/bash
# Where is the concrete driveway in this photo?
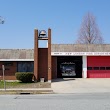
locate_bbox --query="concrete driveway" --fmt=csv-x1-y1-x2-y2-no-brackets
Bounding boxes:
51,78,110,93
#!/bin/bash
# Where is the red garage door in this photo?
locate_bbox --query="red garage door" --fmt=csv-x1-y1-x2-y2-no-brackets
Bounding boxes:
87,56,110,78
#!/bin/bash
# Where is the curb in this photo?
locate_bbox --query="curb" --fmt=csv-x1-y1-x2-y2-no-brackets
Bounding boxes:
0,89,53,94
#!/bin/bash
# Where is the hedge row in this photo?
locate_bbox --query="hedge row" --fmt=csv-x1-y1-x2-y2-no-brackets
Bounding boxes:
15,72,33,83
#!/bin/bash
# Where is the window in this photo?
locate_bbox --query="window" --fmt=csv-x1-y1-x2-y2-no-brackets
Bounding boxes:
17,62,34,72
106,67,110,70
3,62,13,66
5,68,10,70
93,67,99,70
87,67,92,70
0,68,9,70
100,67,105,70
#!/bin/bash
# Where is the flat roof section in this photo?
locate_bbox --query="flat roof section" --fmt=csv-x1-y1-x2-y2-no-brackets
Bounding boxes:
51,44,110,52
0,44,110,60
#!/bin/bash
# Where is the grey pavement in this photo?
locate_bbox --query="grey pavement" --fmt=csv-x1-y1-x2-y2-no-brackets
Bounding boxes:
1,78,110,94
0,88,52,91
51,78,110,93
0,93,110,110
0,88,53,94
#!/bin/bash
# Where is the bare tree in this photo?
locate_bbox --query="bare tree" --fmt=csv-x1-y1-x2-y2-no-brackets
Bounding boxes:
76,12,104,44
0,16,5,24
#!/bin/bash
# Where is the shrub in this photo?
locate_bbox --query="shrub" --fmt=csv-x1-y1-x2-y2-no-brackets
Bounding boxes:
15,72,33,83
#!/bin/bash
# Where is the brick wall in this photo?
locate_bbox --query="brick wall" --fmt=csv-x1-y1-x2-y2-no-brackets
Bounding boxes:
38,49,58,81
0,54,58,81
48,28,52,81
38,48,48,81
52,56,57,79
0,61,17,80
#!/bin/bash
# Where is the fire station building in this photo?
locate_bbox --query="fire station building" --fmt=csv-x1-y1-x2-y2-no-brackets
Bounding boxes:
0,29,110,82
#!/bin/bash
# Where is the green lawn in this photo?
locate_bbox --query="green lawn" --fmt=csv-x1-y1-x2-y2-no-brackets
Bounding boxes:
0,80,51,88
0,80,34,88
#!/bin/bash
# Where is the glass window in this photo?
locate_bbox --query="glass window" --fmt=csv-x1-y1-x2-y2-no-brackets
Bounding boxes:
106,67,110,70
93,67,99,70
17,62,34,72
100,67,105,70
3,62,13,66
87,67,92,70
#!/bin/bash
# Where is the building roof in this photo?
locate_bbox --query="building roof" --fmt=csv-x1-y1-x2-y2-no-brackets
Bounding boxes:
0,49,34,60
51,44,110,52
0,44,110,59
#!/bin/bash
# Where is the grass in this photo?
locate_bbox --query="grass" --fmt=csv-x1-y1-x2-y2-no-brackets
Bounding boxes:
0,80,51,88
0,80,34,88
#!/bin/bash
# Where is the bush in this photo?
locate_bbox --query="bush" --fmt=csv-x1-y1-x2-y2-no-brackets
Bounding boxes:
15,72,33,83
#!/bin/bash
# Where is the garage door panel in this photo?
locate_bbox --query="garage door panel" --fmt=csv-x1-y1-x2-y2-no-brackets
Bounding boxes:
106,71,110,77
87,56,110,78
88,71,110,78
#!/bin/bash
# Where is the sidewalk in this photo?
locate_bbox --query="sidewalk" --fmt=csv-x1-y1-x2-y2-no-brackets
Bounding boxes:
0,88,53,94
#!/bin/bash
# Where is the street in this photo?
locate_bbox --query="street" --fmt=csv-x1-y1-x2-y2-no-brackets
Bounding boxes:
0,93,110,110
